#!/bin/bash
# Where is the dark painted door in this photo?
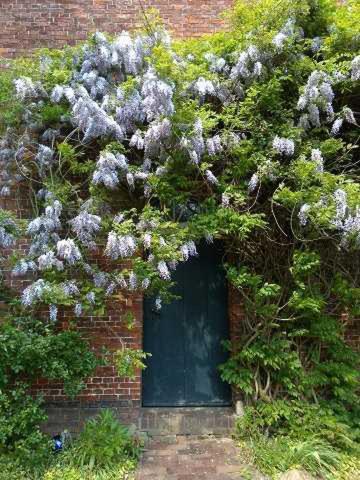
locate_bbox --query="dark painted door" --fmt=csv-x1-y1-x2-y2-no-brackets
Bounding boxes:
142,244,231,407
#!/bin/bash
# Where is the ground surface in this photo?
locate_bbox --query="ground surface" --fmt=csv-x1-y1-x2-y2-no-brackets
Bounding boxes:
135,435,248,480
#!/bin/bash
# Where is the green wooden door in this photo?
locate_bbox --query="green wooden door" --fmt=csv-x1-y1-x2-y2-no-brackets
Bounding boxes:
142,244,231,407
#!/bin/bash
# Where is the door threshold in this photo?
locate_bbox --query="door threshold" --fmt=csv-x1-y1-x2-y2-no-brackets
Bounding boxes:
142,404,233,408
139,406,236,436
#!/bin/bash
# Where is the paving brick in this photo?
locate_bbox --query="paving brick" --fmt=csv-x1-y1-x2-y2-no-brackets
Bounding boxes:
135,436,248,480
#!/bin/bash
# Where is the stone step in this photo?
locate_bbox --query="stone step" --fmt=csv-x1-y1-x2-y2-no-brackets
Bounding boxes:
139,407,236,437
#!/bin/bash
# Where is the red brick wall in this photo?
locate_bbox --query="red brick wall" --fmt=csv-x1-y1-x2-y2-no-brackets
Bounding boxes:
0,0,233,58
0,231,144,406
30,295,143,404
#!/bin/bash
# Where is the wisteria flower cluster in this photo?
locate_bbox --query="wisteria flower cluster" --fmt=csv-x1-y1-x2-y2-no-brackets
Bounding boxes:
331,189,360,246
272,136,295,156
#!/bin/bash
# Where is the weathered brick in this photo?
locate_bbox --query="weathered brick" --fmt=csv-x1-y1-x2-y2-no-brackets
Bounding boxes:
0,0,233,59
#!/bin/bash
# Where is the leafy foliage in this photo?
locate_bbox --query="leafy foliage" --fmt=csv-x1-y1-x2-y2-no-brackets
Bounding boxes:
63,409,140,470
114,347,151,380
0,313,98,468
0,410,138,480
249,436,342,478
236,399,360,478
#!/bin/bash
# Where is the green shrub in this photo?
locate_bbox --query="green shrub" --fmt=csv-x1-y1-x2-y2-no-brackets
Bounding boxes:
64,410,140,470
251,436,341,478
237,400,355,451
0,314,98,469
44,466,83,480
236,400,359,478
0,455,37,480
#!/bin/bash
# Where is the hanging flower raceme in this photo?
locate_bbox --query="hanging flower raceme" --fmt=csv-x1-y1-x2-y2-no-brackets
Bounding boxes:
18,279,82,321
21,279,53,307
204,53,227,73
192,77,216,100
157,260,171,280
38,250,64,271
26,199,62,256
71,91,124,142
206,135,222,156
14,77,46,101
351,55,360,81
272,18,296,50
69,211,101,248
144,118,172,157
12,259,37,276
311,149,324,173
56,239,82,265
141,68,174,121
143,232,152,249
298,204,311,226
35,145,55,173
297,71,335,129
180,241,198,261
86,291,96,304
248,173,259,192
272,136,295,156
331,118,343,136
205,169,219,185
230,45,263,81
181,118,205,164
0,214,18,248
104,232,137,259
129,271,137,290
92,151,128,188
49,304,58,322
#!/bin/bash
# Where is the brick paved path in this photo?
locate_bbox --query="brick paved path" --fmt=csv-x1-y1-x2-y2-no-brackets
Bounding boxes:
135,436,246,480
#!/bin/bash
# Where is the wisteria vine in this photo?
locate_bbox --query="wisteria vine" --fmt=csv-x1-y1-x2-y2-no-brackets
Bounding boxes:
0,2,359,325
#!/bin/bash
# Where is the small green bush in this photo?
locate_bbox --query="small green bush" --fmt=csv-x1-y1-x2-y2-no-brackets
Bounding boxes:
236,400,360,478
0,410,139,480
251,436,341,478
64,410,141,470
237,400,355,451
0,314,98,470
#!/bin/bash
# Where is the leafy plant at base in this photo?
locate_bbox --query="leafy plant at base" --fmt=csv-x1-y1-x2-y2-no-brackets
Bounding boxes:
251,436,341,478
62,409,140,471
0,313,98,470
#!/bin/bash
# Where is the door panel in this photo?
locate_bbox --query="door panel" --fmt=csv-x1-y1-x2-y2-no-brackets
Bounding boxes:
142,244,231,407
142,277,186,406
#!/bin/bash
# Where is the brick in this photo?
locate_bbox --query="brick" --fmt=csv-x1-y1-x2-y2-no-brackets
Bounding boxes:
0,0,233,59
